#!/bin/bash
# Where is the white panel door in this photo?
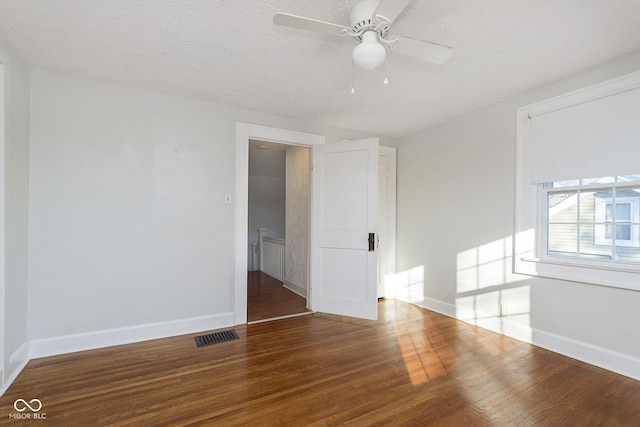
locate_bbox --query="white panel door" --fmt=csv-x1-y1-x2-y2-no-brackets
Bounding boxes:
310,138,378,320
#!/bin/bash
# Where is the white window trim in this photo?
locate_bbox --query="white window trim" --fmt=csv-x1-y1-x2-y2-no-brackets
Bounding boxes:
594,196,640,247
515,71,640,292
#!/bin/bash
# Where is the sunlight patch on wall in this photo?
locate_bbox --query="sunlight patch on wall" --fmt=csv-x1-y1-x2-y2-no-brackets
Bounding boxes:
514,228,535,258
386,265,424,303
514,228,539,277
457,236,528,293
456,236,532,343
455,285,531,343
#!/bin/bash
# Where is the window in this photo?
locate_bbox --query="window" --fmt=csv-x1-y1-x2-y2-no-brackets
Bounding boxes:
544,175,640,263
515,71,640,291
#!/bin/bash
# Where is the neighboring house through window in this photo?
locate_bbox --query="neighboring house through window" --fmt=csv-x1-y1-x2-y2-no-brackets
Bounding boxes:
545,176,640,263
594,195,640,248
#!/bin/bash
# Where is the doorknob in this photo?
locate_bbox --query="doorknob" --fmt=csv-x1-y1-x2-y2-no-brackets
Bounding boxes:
368,233,375,252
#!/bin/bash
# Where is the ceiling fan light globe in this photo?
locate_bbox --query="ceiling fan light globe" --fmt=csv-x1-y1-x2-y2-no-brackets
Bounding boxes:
352,41,386,70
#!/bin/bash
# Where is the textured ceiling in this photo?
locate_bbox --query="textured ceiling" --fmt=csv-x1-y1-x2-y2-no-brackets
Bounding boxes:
1,0,640,137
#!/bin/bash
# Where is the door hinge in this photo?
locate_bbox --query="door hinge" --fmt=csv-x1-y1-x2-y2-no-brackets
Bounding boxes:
368,233,375,252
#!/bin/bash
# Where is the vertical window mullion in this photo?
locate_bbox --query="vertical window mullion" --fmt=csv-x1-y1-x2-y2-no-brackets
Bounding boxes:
576,189,581,257
612,187,618,260
542,184,550,258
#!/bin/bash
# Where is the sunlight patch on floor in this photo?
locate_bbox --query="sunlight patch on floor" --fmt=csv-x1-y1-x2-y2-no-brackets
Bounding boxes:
393,320,451,386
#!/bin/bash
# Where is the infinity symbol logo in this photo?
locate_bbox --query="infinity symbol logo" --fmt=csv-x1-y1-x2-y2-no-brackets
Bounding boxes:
13,398,43,412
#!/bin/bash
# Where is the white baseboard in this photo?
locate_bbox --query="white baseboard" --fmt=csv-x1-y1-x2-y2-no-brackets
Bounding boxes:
29,312,235,359
394,291,640,381
393,289,456,318
8,341,30,375
283,278,307,298
532,328,640,381
1,314,235,396
0,342,30,397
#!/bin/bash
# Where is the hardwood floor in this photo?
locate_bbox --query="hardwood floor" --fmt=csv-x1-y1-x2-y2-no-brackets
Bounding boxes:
247,271,310,322
2,299,639,426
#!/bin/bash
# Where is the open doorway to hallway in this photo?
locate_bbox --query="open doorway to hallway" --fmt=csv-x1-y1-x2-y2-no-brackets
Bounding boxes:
247,139,312,322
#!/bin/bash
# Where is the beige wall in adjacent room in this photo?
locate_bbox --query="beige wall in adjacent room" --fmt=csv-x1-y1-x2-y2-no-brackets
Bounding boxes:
284,146,310,296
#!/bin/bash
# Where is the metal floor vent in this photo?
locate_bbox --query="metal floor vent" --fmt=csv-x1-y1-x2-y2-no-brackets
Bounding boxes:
195,330,240,348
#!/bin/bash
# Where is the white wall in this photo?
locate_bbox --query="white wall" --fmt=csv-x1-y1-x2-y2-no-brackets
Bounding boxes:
27,69,383,350
248,174,285,269
396,52,640,379
0,36,31,394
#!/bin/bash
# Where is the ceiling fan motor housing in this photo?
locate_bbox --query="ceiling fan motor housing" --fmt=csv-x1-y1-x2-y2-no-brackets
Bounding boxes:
350,0,389,40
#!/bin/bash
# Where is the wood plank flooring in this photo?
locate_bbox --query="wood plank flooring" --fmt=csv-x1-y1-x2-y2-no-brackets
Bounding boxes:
2,299,640,426
247,271,310,322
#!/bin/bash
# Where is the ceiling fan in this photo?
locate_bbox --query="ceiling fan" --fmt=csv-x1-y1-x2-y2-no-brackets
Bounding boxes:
273,0,454,70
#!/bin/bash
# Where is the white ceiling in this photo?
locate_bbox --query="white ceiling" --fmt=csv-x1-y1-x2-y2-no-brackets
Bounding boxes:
1,0,639,137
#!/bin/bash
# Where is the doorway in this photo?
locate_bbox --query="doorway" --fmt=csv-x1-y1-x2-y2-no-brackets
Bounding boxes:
234,123,396,324
246,139,311,322
234,123,325,325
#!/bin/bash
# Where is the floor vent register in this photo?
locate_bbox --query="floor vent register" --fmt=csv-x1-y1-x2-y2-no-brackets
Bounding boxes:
194,330,240,347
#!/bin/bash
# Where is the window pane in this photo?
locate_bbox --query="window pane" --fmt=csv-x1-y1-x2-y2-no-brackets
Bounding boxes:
581,224,615,260
616,224,632,241
617,174,640,183
552,179,580,188
578,191,598,223
548,191,577,222
616,225,640,262
605,223,613,239
592,176,616,184
548,224,577,256
551,175,640,188
615,203,631,221
605,204,613,221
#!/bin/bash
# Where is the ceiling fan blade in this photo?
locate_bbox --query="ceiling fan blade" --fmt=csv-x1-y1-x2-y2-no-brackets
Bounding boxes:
393,36,454,65
374,0,412,24
273,13,350,37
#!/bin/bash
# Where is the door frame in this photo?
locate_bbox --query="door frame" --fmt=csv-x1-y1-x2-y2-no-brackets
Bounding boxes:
0,63,5,392
378,146,397,298
234,123,324,325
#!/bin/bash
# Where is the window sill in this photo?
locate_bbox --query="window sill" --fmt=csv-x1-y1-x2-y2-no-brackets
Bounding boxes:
522,256,640,273
517,256,640,292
